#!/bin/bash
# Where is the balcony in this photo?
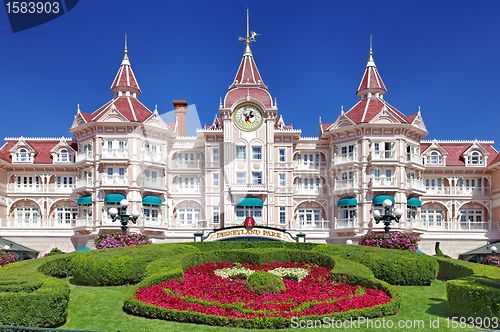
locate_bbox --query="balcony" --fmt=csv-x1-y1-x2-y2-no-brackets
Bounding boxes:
102,148,127,159
294,161,327,171
372,150,396,160
372,176,397,187
0,218,93,228
76,151,93,163
424,186,491,196
230,183,267,193
169,219,207,229
406,179,425,190
334,152,357,164
101,175,128,186
294,186,328,195
290,219,330,230
407,219,497,231
169,160,204,170
275,186,293,194
141,176,165,190
76,178,93,189
141,217,168,228
334,218,358,228
142,152,164,163
170,184,202,194
7,184,75,193
334,179,357,191
406,153,424,165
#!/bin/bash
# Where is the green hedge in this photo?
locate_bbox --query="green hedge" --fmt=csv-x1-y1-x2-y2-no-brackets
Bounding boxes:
0,260,70,327
123,248,401,328
69,244,199,286
313,244,438,285
189,241,317,252
37,255,74,278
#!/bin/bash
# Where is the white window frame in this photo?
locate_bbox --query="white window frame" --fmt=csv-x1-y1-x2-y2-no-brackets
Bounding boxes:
236,172,246,184
236,146,246,160
212,148,220,162
213,173,219,186
279,206,286,224
252,172,262,184
279,173,286,187
279,148,286,162
252,146,262,160
213,206,220,224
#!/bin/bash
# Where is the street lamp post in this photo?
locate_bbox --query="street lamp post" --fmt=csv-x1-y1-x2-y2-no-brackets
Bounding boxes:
108,199,140,235
372,199,403,234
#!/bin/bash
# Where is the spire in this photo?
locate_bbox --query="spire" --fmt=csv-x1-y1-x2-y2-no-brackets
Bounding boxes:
110,34,141,98
356,36,386,100
223,10,272,109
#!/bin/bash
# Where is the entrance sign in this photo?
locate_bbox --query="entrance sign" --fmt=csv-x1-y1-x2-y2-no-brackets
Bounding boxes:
201,226,301,243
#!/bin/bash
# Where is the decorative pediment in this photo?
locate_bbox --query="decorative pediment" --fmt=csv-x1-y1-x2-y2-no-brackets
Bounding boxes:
369,106,400,124
70,105,88,129
9,137,35,153
326,111,356,131
98,104,129,122
143,108,172,130
463,139,489,156
411,110,427,131
422,139,448,156
50,137,76,153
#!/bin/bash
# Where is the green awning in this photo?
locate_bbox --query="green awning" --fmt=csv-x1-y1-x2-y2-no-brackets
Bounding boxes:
407,197,422,207
373,195,395,205
77,195,92,205
337,196,357,207
104,193,126,203
235,198,263,207
142,196,162,206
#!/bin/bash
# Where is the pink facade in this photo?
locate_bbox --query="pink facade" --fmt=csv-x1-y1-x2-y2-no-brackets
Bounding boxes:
0,36,499,258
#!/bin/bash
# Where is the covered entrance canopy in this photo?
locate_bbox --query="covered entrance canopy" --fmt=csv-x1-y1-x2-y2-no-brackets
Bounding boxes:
235,197,263,207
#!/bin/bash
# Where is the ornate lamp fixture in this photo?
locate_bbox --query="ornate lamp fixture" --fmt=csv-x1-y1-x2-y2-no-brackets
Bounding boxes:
372,199,403,234
108,199,140,235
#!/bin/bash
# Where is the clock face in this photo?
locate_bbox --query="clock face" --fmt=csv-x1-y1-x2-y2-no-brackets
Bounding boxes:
233,104,264,131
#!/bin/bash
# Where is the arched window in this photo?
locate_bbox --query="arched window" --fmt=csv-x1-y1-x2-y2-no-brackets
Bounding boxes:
427,151,442,165
19,149,27,162
470,151,483,165
60,149,68,162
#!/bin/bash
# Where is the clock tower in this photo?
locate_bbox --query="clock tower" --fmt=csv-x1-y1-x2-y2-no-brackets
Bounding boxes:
218,10,279,227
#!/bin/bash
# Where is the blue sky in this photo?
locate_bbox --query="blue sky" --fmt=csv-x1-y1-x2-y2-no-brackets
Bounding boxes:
0,0,499,143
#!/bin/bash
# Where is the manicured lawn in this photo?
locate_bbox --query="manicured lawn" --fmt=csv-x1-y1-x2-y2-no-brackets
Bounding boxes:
61,279,470,332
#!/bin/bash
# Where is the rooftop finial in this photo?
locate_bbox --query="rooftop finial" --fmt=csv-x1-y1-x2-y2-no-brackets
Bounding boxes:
367,35,375,66
124,33,129,60
238,9,258,55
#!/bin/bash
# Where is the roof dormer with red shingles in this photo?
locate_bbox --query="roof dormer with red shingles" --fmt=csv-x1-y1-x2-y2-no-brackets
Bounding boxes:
0,137,77,164
421,140,498,166
223,12,273,110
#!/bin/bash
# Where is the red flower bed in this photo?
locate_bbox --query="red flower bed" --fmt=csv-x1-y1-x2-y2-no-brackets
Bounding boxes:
135,262,391,319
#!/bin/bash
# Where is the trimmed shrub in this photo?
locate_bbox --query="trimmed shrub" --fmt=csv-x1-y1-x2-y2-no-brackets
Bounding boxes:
37,255,74,278
435,242,445,257
190,241,317,252
359,231,419,251
95,229,149,249
447,277,500,319
245,270,285,295
47,247,64,256
313,244,438,285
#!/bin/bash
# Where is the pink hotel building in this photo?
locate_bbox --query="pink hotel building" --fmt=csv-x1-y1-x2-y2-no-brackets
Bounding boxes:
0,36,499,258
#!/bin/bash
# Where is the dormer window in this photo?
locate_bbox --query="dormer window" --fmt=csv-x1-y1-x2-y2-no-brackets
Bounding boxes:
469,151,484,165
54,148,72,163
427,151,442,165
19,149,28,162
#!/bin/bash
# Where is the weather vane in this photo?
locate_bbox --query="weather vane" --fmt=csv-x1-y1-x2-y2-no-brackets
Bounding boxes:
239,9,259,47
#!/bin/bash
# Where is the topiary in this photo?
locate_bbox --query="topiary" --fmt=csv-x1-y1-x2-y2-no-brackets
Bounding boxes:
47,247,64,256
435,242,445,257
245,270,285,295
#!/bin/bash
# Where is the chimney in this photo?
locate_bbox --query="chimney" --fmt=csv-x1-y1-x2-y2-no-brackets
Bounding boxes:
173,100,188,136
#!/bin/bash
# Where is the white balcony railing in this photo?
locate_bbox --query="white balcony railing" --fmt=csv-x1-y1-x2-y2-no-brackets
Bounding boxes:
372,150,396,160
230,183,266,190
141,176,165,190
169,219,207,229
407,219,496,231
170,184,202,194
102,148,127,159
102,175,128,185
334,179,357,190
372,176,397,187
294,186,328,195
76,178,93,188
424,186,491,196
0,218,93,228
294,161,327,170
425,186,450,195
291,219,330,230
76,151,93,162
406,179,425,190
142,152,164,163
141,217,168,227
334,153,357,164
406,153,424,165
7,184,42,193
335,218,358,228
169,160,203,169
